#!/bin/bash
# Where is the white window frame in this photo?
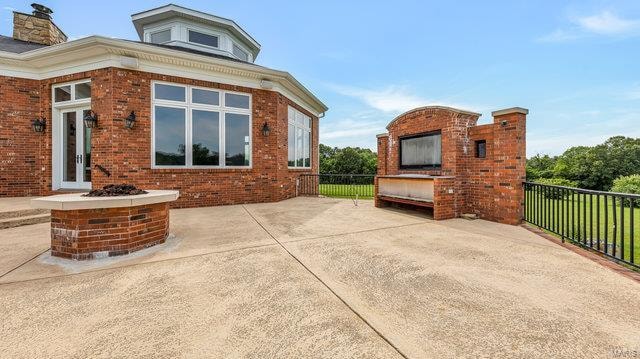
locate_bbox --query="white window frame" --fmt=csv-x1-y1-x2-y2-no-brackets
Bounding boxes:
149,28,173,44
151,81,252,169
186,27,221,49
288,106,312,169
232,43,249,61
52,79,92,105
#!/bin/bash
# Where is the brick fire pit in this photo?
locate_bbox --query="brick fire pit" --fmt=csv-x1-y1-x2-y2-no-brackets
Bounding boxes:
31,190,179,260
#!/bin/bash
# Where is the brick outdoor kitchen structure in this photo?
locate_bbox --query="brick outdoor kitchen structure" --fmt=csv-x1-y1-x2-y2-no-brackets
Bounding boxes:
376,106,527,225
0,4,326,208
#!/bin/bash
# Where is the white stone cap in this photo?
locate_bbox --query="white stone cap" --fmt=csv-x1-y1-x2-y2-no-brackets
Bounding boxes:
31,190,180,211
376,133,389,138
491,107,529,117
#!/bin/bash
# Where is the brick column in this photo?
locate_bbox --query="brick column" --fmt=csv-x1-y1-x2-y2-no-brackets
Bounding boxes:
490,107,527,225
433,177,457,220
375,134,389,207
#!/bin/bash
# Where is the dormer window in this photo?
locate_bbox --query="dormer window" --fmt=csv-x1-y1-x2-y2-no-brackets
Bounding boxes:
232,44,248,61
150,29,171,44
132,4,260,62
188,30,219,48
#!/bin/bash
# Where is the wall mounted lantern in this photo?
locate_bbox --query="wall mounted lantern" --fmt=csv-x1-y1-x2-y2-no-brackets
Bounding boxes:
83,111,98,128
261,122,271,136
124,111,136,129
32,117,46,133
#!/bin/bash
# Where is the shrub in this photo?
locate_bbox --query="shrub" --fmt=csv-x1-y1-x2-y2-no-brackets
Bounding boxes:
611,174,640,207
533,178,578,199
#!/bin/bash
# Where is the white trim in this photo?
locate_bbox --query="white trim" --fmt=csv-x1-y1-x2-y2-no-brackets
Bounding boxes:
151,81,252,169
287,106,312,169
0,36,327,116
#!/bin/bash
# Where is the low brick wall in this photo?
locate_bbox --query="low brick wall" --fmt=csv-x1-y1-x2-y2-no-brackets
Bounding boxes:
51,202,169,260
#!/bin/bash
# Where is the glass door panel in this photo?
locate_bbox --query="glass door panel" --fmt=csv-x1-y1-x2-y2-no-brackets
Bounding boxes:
82,109,92,183
60,108,91,189
62,111,77,182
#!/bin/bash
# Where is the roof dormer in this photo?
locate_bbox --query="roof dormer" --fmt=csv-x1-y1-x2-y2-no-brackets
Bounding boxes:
131,4,260,63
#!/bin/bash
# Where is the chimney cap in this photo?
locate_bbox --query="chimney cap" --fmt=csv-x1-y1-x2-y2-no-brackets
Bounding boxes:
31,3,53,19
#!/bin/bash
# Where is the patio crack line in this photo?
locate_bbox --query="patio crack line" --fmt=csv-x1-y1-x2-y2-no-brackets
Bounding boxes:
281,221,427,245
0,246,51,280
0,242,279,286
242,205,410,359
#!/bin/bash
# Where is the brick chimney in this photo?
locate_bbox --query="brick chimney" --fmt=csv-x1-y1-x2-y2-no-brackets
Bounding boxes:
13,3,67,45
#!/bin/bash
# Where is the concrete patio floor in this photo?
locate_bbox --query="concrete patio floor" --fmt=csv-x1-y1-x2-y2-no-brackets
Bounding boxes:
1,197,639,358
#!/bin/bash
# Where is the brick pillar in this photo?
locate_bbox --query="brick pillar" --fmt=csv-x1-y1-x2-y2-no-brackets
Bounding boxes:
490,107,527,225
375,133,389,207
433,177,457,220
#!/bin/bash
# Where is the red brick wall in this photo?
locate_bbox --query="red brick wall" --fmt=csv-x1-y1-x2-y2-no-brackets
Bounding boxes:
50,202,169,260
0,77,46,196
376,106,527,225
1,69,319,206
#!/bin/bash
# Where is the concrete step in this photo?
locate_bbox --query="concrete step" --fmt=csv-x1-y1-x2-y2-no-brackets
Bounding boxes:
0,208,50,220
0,213,50,230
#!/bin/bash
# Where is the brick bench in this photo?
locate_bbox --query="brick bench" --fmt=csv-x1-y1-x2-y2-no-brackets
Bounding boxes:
31,190,179,260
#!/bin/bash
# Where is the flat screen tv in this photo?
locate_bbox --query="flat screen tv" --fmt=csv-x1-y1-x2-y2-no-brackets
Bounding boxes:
399,131,442,169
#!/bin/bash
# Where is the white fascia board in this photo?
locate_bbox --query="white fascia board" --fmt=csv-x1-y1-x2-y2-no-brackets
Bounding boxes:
0,36,327,116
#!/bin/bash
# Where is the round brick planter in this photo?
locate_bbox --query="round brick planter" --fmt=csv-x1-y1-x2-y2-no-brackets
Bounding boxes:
31,190,179,260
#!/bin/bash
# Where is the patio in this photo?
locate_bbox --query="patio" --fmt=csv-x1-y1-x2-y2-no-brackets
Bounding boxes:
1,197,639,358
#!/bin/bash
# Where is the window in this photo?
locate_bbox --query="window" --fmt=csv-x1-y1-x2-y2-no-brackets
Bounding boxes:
150,29,171,44
188,30,219,48
232,43,249,61
399,131,442,169
152,82,251,168
53,81,91,103
475,140,487,158
288,106,311,168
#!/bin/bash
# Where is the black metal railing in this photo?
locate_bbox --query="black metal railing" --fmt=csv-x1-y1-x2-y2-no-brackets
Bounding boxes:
298,174,375,199
524,182,639,269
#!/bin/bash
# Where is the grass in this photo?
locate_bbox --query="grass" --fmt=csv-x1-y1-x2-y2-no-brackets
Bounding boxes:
525,188,640,266
319,184,374,199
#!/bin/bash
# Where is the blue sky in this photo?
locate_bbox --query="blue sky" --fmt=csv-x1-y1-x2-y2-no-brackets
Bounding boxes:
2,0,640,157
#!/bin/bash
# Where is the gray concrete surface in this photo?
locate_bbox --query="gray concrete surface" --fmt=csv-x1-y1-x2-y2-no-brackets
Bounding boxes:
0,197,639,358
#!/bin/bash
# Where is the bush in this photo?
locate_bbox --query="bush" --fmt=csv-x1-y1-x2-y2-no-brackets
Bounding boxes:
533,178,578,199
611,175,640,207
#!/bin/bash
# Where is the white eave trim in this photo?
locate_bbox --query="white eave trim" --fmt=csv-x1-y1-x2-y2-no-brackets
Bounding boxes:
0,36,327,116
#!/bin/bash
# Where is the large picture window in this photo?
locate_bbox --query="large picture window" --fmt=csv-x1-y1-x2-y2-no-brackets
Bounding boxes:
399,131,442,169
288,106,311,168
152,82,251,168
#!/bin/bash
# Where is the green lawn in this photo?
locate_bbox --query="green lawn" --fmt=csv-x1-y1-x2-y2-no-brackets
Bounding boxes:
319,184,374,199
525,188,639,266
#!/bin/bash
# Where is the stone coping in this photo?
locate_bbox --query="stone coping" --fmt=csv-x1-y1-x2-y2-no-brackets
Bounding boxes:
31,190,179,211
377,174,455,179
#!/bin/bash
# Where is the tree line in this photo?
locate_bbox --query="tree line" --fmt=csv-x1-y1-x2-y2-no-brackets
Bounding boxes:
319,144,377,175
527,136,640,194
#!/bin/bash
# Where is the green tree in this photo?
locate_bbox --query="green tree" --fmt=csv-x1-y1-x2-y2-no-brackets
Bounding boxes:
526,154,557,180
319,144,377,175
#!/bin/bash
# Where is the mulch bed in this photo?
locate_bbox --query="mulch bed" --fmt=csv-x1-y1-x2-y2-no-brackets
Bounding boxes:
83,184,148,197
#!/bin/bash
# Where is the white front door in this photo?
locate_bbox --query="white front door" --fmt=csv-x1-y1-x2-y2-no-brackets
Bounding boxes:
59,108,92,190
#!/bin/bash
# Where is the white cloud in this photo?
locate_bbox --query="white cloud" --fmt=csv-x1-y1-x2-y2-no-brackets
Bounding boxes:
576,11,640,35
2,6,16,11
538,10,640,42
327,84,478,114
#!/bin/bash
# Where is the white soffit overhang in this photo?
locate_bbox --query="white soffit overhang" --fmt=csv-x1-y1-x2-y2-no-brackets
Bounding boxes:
0,36,327,116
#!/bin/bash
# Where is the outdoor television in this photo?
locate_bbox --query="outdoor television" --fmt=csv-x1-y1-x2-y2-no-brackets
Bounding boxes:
399,131,442,169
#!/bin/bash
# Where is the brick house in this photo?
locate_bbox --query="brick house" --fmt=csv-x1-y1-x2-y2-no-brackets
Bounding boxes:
375,106,527,225
0,4,327,208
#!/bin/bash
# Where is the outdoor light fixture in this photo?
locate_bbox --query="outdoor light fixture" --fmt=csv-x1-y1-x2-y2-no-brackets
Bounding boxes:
83,111,98,128
124,111,136,129
500,120,508,127
32,117,46,133
262,122,271,136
